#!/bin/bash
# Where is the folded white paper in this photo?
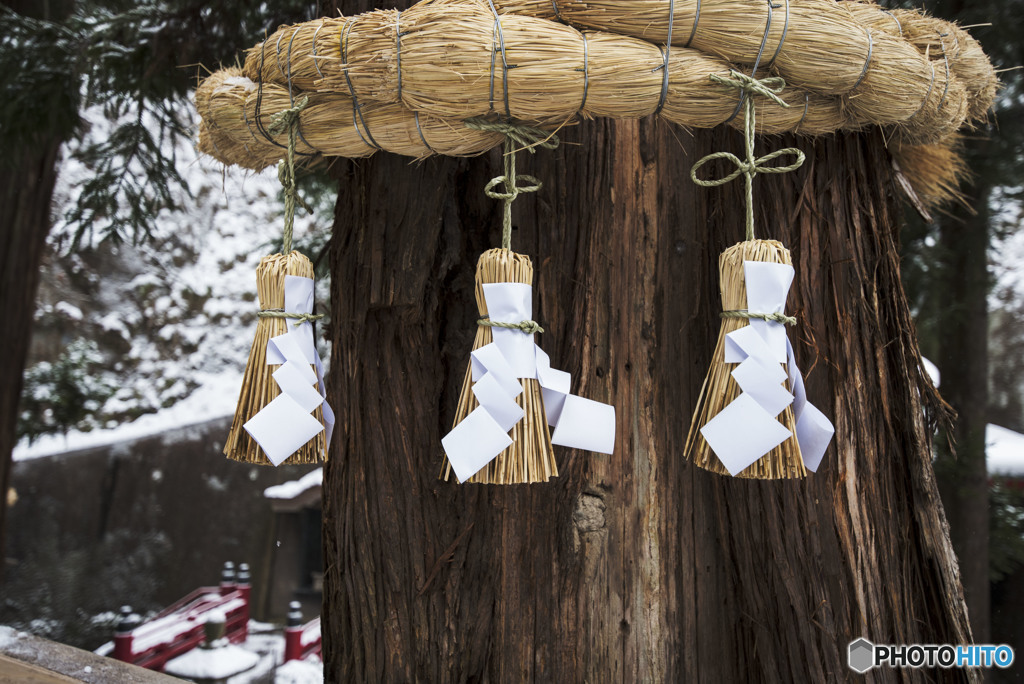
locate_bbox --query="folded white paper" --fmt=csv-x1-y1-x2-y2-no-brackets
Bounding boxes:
472,372,525,432
273,361,325,413
700,393,792,475
551,394,615,454
441,282,617,481
731,357,793,417
244,394,325,466
442,407,514,483
247,275,334,466
483,283,538,378
707,262,834,475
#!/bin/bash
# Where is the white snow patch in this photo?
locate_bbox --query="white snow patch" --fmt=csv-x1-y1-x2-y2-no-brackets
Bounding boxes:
275,658,324,684
264,469,323,500
921,357,940,388
988,424,1024,477
164,643,260,679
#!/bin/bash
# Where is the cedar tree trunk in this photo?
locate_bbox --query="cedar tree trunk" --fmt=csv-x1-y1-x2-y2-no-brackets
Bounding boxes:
322,116,976,682
0,141,63,570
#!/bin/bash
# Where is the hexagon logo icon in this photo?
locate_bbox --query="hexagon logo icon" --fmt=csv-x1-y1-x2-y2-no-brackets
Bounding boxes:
848,638,875,673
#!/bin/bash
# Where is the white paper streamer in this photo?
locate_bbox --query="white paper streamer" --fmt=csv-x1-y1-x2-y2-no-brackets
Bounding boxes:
443,283,616,482
243,275,335,466
701,261,834,475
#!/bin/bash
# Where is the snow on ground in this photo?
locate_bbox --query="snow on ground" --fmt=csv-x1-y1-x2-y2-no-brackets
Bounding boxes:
14,102,330,461
274,658,324,684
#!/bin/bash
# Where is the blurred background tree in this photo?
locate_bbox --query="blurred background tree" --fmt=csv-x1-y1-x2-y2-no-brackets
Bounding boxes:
895,0,1024,649
0,0,323,567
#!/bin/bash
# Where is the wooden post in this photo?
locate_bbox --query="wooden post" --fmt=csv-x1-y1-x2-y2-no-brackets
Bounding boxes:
283,601,303,663
111,606,136,663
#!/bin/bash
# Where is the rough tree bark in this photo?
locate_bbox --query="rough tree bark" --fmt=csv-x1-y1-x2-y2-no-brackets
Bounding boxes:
322,111,976,682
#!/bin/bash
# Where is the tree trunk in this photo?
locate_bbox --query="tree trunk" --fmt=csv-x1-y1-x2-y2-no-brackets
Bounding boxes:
935,180,992,645
321,113,976,681
0,141,63,569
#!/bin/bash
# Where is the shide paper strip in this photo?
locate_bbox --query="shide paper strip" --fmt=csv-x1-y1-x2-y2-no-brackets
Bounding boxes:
443,283,616,482
705,261,834,474
243,275,335,466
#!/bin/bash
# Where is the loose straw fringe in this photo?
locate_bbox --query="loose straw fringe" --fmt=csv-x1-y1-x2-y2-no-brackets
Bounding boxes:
224,251,327,465
441,248,557,484
684,240,806,479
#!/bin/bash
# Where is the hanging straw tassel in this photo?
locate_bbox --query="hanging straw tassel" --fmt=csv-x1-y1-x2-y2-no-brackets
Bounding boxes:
683,240,805,479
224,251,328,465
440,248,556,484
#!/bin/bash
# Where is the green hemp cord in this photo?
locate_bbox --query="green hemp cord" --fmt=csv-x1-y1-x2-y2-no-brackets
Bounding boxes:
690,71,805,242
465,118,559,333
720,309,797,326
258,96,323,327
478,315,544,334
464,118,559,251
268,95,312,255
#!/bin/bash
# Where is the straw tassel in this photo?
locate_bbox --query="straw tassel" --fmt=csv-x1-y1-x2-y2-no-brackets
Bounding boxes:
441,248,557,484
683,240,805,479
224,251,328,465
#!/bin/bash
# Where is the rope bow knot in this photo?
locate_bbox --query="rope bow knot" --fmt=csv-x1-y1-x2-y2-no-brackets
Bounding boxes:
465,118,559,250
690,70,805,242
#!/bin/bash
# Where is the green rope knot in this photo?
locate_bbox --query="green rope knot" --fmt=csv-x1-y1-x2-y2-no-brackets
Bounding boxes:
465,118,559,250
691,70,805,241
721,309,797,326
478,316,544,334
269,96,312,254
258,308,325,326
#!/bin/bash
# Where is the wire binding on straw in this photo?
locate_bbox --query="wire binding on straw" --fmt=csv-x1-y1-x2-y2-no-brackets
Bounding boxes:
285,28,316,154
881,9,903,36
575,31,590,116
253,40,291,151
724,0,777,125
396,10,404,101
486,0,513,118
851,28,873,92
793,92,809,133
937,33,952,110
764,0,789,71
684,0,701,48
341,18,382,150
908,60,936,121
652,0,675,116
413,112,437,154
551,0,561,21
312,20,326,78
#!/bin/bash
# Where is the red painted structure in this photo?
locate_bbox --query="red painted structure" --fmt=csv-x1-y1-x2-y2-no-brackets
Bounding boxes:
283,600,322,663
110,563,250,672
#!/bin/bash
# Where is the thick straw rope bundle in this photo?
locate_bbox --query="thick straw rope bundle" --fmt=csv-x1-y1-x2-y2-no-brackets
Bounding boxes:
196,0,997,208
195,68,506,170
236,0,989,143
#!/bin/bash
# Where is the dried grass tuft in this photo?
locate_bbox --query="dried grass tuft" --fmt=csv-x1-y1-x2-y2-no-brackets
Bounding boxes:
224,251,328,466
684,239,807,480
195,69,281,171
891,137,969,209
441,248,558,484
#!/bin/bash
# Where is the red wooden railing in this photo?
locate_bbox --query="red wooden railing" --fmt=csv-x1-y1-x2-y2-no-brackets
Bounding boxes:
283,601,322,663
110,562,251,672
